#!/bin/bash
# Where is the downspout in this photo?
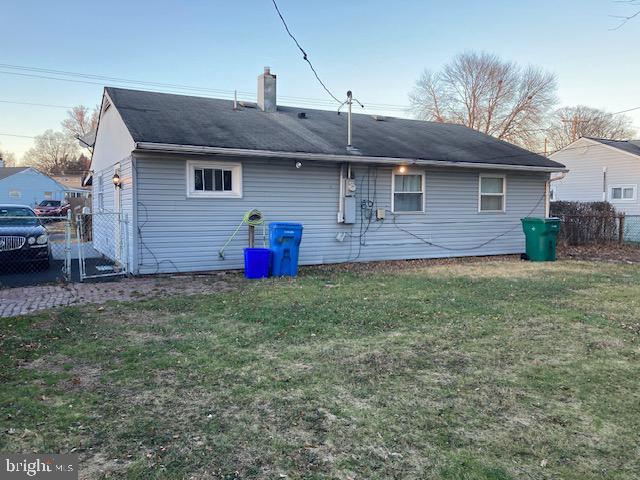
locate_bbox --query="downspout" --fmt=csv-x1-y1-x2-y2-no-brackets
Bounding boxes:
545,172,567,217
338,164,345,223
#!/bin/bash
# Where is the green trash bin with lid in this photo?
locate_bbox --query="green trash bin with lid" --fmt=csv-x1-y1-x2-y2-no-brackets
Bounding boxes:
521,217,561,261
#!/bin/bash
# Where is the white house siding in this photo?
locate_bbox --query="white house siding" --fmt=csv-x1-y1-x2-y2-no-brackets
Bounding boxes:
551,138,640,215
0,169,67,206
91,92,135,175
91,156,134,269
133,154,547,274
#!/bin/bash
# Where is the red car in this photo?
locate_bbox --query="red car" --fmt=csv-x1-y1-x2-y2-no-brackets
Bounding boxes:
34,200,70,218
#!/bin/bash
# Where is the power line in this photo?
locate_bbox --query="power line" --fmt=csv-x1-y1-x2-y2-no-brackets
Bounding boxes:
0,63,410,111
0,132,35,139
269,0,343,104
0,99,72,109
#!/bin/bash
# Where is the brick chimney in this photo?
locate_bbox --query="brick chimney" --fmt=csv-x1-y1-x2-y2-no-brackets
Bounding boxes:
257,67,276,112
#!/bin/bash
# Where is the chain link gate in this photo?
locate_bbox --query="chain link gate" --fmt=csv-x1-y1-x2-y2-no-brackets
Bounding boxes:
76,212,129,281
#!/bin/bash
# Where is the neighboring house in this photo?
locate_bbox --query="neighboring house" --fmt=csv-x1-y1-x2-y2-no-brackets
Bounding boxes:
0,167,69,205
550,137,640,214
51,174,91,199
90,68,566,275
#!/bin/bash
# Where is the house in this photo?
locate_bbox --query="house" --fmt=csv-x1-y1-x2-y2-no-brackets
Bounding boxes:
550,137,640,214
0,166,69,206
90,68,566,275
51,174,91,199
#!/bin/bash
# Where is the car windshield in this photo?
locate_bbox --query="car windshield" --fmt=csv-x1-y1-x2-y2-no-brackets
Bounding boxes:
0,207,40,226
39,200,61,207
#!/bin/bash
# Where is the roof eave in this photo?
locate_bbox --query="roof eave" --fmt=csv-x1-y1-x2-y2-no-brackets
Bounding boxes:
134,142,567,173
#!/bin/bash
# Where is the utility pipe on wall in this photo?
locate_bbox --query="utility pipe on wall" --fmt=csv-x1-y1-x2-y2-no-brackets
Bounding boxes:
545,172,567,217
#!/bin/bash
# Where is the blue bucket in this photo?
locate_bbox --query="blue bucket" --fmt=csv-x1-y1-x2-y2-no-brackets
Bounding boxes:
244,248,271,279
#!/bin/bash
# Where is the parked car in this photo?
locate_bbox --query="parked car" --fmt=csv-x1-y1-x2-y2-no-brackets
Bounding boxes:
34,200,70,218
0,205,50,271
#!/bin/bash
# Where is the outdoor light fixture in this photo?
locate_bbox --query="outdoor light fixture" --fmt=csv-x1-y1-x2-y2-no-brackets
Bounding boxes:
295,161,303,169
112,172,122,188
398,166,407,174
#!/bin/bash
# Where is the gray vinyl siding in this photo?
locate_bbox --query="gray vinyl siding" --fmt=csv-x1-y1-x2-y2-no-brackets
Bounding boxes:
551,140,640,215
134,155,547,274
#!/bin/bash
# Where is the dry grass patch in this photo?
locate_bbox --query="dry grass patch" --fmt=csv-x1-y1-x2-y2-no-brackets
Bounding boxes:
2,260,640,479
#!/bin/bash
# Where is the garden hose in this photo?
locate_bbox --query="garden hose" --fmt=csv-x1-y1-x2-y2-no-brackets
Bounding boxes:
218,209,266,259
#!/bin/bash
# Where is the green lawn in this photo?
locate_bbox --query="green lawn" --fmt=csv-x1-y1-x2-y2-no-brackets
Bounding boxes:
1,259,639,479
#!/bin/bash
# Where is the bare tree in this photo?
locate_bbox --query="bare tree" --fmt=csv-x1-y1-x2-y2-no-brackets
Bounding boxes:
547,106,636,150
22,130,82,175
610,0,640,29
409,51,557,148
0,149,17,167
61,105,99,153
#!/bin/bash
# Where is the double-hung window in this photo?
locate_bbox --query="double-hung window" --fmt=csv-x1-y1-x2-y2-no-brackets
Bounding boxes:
187,161,242,198
392,170,425,213
609,184,636,202
479,175,506,212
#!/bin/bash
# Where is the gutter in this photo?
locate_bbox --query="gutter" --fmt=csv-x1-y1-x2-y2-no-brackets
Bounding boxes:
134,142,568,173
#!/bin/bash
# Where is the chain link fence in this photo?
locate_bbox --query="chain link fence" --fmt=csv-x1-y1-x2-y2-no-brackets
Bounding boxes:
623,215,640,244
1,206,129,289
0,206,71,288
76,212,128,281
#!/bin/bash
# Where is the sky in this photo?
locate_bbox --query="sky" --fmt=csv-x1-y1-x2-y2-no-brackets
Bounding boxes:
1,0,639,160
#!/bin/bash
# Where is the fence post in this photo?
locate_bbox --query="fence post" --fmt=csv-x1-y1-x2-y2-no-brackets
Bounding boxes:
619,214,625,244
123,213,129,274
76,214,85,282
64,210,72,281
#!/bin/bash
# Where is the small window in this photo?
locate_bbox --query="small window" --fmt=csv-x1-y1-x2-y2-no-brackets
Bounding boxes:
9,190,21,199
479,175,506,212
392,169,424,213
97,175,104,211
44,191,53,200
187,161,242,198
609,184,636,202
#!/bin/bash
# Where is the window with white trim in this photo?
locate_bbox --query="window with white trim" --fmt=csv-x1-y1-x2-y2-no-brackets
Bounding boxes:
609,184,636,202
479,175,506,212
44,191,53,200
8,190,21,199
392,169,424,213
97,174,104,212
187,161,242,198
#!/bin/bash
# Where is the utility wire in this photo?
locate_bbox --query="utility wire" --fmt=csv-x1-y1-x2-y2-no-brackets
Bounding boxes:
270,0,343,104
0,99,72,109
0,132,36,139
0,63,408,111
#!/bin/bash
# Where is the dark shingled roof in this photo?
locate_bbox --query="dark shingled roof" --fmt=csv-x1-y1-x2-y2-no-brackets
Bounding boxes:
0,167,28,181
106,87,565,170
585,137,640,157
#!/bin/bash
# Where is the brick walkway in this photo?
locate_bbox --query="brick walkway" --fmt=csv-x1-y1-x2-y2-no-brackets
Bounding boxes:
0,274,238,318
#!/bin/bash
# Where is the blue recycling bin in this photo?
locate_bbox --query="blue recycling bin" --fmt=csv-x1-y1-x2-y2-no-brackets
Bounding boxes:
269,222,303,277
244,248,271,279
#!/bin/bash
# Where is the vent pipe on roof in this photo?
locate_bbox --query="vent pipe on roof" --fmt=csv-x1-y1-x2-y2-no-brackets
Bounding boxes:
257,67,277,112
